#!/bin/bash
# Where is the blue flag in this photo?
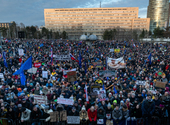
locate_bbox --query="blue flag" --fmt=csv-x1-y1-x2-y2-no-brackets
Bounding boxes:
3,52,8,68
85,61,87,74
13,56,32,75
148,53,152,65
79,51,82,68
20,71,26,86
102,84,105,90
39,43,44,47
113,86,117,94
124,49,126,54
99,51,101,57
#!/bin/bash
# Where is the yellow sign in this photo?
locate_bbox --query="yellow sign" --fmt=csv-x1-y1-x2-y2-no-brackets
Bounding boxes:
114,48,120,53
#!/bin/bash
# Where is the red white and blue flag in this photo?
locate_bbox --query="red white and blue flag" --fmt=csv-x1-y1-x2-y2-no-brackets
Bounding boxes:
51,48,53,65
70,53,79,62
84,85,89,104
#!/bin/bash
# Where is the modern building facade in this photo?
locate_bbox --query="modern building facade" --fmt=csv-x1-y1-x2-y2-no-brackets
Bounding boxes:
0,22,13,28
44,7,150,40
147,0,169,32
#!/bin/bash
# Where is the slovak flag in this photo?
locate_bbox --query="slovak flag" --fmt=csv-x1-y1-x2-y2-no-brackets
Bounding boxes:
62,68,76,78
5,39,8,43
70,53,79,62
84,85,89,104
51,48,53,65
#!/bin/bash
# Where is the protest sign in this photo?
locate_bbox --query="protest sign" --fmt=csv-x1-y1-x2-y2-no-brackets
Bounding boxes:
136,80,146,86
0,73,4,79
155,81,167,88
97,119,104,124
93,62,103,68
114,48,120,53
67,116,80,124
67,71,77,82
57,98,74,105
91,85,100,96
31,94,47,104
34,63,42,68
98,90,107,101
107,57,126,69
99,70,116,77
27,67,37,74
52,55,71,60
110,49,114,52
42,71,48,78
18,49,24,56
50,111,67,122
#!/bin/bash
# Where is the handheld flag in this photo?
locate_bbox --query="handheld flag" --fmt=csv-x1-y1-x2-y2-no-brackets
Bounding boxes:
79,51,82,68
85,85,89,104
148,53,152,65
13,56,32,75
113,86,117,94
51,48,53,65
20,71,26,86
102,84,105,90
70,53,79,62
3,52,8,68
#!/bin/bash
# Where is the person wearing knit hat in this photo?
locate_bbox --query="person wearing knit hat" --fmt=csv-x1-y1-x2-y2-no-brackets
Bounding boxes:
79,105,89,124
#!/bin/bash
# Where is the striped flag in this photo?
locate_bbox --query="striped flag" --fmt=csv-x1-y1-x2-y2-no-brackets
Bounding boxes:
51,48,53,65
85,85,89,104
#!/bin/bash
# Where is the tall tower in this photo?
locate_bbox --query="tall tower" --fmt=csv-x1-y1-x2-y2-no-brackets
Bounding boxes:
147,0,169,32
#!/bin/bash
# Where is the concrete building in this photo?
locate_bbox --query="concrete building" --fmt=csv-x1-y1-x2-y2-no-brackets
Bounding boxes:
147,0,169,32
0,22,13,28
44,7,150,40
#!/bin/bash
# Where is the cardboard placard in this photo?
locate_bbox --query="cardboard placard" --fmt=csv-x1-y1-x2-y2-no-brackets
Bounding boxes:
31,94,47,104
50,111,67,122
0,73,4,79
42,71,48,78
155,81,167,88
67,116,80,124
67,71,77,82
136,80,146,86
18,49,24,56
98,90,107,101
97,119,104,124
57,98,74,105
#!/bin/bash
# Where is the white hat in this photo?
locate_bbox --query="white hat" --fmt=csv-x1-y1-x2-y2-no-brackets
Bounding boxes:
82,105,86,110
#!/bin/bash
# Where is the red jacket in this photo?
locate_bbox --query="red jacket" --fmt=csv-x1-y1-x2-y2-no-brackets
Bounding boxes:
87,108,97,122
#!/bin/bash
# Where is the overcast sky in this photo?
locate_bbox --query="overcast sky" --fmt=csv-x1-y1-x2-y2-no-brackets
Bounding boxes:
0,0,149,27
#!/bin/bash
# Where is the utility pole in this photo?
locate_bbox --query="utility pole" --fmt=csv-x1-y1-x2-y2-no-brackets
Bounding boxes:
100,1,101,8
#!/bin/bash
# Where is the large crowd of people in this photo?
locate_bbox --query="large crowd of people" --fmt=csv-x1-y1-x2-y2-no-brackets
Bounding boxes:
0,39,170,125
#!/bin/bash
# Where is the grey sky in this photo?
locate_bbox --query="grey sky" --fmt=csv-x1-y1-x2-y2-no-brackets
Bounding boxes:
0,0,149,27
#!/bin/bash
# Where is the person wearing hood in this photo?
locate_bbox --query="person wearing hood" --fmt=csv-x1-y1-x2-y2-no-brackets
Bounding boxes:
122,104,129,120
68,106,79,116
106,103,113,125
79,105,88,125
97,106,105,119
21,107,31,123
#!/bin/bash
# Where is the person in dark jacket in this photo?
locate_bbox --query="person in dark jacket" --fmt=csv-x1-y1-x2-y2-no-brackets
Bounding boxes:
97,106,105,119
68,107,79,116
30,106,41,125
142,94,155,124
112,105,123,125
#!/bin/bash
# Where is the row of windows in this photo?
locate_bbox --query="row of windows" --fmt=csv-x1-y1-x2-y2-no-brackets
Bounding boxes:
46,10,137,14
46,14,137,17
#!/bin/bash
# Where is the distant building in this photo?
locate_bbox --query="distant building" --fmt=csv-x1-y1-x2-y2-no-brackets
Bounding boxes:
44,7,150,40
147,0,169,32
0,21,13,28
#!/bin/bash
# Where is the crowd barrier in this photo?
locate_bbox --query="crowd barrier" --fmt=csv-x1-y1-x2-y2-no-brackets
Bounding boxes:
0,117,167,125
